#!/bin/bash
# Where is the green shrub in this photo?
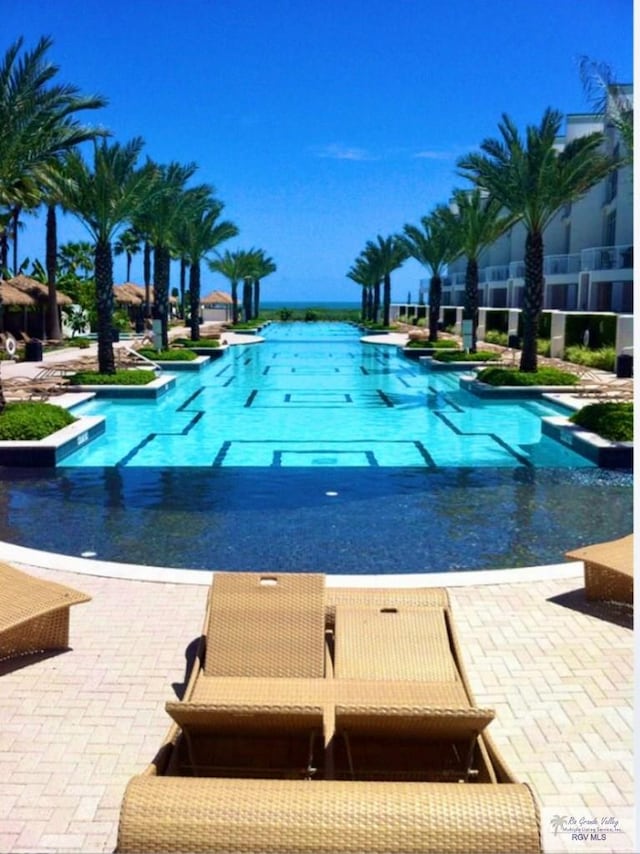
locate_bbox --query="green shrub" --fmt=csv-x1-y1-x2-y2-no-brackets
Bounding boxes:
406,338,458,349
66,337,91,349
138,348,197,361
564,345,616,372
434,350,500,363
0,402,76,440
570,402,633,442
172,337,220,349
69,369,156,385
483,330,509,346
477,367,579,386
537,338,551,357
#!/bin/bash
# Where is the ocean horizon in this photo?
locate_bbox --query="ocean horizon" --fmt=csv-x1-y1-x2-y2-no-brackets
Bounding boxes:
260,300,360,310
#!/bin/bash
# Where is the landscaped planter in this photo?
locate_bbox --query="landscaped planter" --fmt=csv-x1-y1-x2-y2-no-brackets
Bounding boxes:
460,375,581,397
0,415,105,467
420,356,500,371
541,415,633,468
68,374,176,399
156,356,211,370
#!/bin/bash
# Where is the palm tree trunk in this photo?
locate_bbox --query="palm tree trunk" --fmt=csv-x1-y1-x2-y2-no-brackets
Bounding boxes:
45,205,62,341
367,287,374,321
231,280,239,324
253,278,260,318
126,251,132,281
180,258,187,320
382,274,391,327
372,281,381,323
428,274,441,341
519,230,543,372
189,261,201,341
0,228,7,273
464,258,479,352
242,278,252,321
11,206,20,275
360,286,367,321
154,245,170,349
143,240,151,318
95,239,116,374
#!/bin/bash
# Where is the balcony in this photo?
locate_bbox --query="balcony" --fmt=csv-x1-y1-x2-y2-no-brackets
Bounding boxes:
509,260,525,279
478,264,509,284
543,254,581,275
581,245,633,271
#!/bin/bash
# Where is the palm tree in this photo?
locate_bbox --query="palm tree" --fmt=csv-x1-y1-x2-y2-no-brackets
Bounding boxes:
578,56,633,164
458,108,617,370
133,161,198,348
401,213,455,341
347,255,378,322
436,189,514,351
363,235,408,327
210,249,257,324
114,227,142,281
178,196,238,340
62,138,155,373
0,37,106,390
251,250,276,318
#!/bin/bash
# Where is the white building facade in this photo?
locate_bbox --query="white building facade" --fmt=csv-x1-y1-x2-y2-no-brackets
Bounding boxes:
434,92,633,316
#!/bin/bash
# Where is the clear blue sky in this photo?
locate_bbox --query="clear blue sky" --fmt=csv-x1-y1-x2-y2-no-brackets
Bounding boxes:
4,0,634,303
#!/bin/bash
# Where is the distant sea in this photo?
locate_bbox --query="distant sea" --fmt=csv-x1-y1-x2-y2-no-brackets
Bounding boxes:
261,301,360,310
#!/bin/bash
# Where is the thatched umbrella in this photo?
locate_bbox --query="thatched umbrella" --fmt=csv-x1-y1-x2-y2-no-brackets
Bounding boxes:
0,279,36,337
7,274,72,305
113,285,143,304
201,289,233,305
7,275,72,339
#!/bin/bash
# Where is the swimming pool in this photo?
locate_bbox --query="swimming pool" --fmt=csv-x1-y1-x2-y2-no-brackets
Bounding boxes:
59,321,599,470
0,323,632,572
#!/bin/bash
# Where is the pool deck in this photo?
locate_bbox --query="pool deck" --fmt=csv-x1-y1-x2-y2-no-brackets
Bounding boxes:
0,553,633,854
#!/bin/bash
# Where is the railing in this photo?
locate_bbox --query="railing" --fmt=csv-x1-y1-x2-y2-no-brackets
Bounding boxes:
581,245,633,271
543,254,581,275
509,260,526,278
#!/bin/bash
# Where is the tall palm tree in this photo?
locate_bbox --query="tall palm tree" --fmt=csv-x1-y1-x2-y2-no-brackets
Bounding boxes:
458,108,617,370
363,235,408,327
347,255,378,322
251,250,276,318
177,197,238,340
209,249,255,324
114,227,142,281
578,56,633,164
0,37,106,388
133,161,198,348
401,213,455,341
436,189,514,351
62,138,155,373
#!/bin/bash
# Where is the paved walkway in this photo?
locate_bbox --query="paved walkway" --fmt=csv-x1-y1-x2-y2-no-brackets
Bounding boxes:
0,560,633,853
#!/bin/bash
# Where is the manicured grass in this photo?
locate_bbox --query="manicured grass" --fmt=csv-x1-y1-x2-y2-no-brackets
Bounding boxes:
138,348,198,361
0,402,76,440
434,350,500,363
69,369,156,385
570,402,633,442
476,366,580,386
406,338,459,349
172,338,221,349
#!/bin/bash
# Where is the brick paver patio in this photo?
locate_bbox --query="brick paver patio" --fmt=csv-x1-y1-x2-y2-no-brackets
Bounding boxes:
0,562,633,853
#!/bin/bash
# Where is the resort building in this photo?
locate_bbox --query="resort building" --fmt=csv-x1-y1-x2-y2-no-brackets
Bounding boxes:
428,90,634,318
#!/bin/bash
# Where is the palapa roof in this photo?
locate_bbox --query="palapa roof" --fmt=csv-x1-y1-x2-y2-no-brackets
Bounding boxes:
113,284,143,304
114,283,177,303
7,274,72,305
201,289,233,305
0,279,36,306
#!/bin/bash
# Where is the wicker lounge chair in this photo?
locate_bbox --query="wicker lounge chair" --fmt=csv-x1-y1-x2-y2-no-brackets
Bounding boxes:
566,533,634,605
0,562,91,661
117,573,542,853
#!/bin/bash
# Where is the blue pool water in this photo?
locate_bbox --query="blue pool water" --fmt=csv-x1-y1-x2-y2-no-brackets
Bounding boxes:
60,321,597,470
0,322,632,572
